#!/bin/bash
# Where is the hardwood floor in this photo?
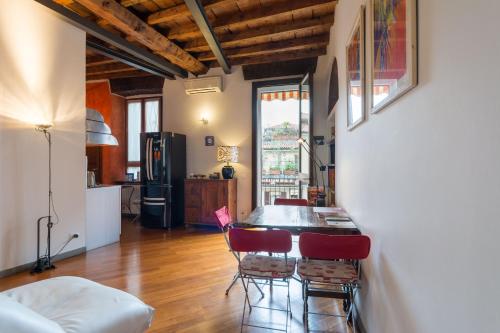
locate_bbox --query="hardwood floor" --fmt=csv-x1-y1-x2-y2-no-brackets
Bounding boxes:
0,220,353,332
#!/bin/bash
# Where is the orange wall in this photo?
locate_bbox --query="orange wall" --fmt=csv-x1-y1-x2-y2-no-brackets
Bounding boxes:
86,81,126,184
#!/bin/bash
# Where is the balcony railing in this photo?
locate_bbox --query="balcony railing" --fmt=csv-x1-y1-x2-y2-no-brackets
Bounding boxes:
261,174,303,206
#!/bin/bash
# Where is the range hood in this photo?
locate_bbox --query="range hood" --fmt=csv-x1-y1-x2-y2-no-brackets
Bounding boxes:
86,108,118,146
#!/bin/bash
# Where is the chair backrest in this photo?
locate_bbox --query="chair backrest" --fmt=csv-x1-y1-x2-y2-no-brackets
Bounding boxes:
214,206,232,230
274,198,308,206
299,233,371,260
229,228,292,253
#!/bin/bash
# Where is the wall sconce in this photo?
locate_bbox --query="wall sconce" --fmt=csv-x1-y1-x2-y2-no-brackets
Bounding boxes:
200,117,208,125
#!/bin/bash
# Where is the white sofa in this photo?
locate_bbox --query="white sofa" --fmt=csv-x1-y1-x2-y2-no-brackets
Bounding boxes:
0,276,154,333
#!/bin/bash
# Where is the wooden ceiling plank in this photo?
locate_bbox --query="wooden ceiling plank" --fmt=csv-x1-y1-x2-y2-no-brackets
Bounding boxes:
121,0,149,7
184,0,231,73
197,33,329,61
217,46,327,66
148,0,234,25
185,15,334,52
168,0,336,40
72,0,208,74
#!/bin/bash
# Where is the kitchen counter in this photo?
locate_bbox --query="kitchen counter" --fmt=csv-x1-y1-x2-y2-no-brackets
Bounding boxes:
85,185,121,251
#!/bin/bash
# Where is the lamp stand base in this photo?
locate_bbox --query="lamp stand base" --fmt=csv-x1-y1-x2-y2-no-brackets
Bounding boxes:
222,165,235,179
316,193,326,207
31,258,55,274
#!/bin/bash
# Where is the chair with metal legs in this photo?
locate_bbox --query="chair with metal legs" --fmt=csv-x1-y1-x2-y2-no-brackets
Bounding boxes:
298,233,371,333
214,206,264,297
229,228,296,332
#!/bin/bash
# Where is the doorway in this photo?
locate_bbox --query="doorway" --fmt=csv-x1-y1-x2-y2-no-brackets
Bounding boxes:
252,76,313,208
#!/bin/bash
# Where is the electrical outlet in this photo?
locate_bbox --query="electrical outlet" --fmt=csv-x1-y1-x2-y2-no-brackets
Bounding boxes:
72,233,79,239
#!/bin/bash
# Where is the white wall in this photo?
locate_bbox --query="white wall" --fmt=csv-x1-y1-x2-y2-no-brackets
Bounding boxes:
314,0,500,332
163,68,253,219
0,0,86,271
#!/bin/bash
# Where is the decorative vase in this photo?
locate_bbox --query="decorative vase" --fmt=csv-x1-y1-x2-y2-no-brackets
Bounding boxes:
222,165,235,179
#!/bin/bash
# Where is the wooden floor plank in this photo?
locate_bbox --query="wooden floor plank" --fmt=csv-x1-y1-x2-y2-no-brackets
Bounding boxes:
0,219,353,332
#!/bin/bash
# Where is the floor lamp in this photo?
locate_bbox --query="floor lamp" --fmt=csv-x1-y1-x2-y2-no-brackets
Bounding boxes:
297,138,327,207
31,123,56,274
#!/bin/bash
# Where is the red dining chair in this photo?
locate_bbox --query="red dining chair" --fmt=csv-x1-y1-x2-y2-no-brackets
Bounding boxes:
298,233,371,333
214,207,264,298
274,198,309,206
229,228,295,333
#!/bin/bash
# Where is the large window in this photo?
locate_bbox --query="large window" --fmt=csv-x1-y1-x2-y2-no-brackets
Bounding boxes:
127,97,161,175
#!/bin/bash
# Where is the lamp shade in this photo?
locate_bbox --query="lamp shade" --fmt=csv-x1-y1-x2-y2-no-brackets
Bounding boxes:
217,146,239,163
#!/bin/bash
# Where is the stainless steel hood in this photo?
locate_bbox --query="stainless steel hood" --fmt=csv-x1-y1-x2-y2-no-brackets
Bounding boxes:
86,108,118,146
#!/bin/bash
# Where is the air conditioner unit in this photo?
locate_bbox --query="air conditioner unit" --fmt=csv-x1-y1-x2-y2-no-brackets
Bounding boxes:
184,76,222,95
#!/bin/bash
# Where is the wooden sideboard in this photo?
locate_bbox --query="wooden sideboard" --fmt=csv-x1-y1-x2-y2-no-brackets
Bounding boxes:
184,179,237,226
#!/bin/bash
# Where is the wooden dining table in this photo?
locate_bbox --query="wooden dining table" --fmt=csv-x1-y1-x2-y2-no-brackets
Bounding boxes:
233,205,360,235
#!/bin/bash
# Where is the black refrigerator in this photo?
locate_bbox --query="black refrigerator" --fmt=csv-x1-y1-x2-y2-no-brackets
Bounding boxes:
140,132,186,229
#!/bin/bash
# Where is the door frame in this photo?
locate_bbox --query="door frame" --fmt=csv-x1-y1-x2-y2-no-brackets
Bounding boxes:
251,75,314,209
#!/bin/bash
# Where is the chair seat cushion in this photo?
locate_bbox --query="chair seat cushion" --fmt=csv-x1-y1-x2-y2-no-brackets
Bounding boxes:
297,259,358,284
1,276,154,333
240,254,296,278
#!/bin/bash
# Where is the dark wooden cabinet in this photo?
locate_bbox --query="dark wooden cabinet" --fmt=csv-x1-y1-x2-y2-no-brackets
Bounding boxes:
184,179,237,226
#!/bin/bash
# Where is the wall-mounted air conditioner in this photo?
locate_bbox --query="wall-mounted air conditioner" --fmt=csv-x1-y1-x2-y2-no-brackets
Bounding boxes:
184,76,222,95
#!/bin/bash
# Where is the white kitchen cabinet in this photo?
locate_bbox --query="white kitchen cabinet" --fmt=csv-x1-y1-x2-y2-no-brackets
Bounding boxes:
86,185,121,251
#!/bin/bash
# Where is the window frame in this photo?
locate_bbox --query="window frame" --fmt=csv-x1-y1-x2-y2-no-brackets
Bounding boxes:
126,96,163,168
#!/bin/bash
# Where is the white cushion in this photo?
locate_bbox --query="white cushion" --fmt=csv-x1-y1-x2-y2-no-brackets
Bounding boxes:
0,294,65,333
1,276,154,333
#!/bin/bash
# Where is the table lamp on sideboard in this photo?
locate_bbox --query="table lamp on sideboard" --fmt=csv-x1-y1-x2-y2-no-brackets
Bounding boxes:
217,146,238,179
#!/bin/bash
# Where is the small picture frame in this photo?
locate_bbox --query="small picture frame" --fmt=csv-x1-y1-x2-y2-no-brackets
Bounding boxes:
205,136,215,146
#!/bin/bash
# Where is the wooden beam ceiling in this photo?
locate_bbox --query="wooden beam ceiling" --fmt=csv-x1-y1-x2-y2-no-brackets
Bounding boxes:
167,0,336,41
184,15,334,52
38,0,187,77
197,33,330,61
56,0,338,74
72,0,208,75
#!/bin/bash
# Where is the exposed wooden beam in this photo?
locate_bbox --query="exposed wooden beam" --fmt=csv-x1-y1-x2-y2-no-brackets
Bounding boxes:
35,0,187,77
110,76,166,97
87,39,174,79
198,33,330,61
168,0,336,41
72,0,208,75
242,58,318,80
148,0,234,25
216,47,327,67
86,56,119,66
87,62,136,75
184,0,231,73
120,0,148,7
185,15,334,52
87,69,150,81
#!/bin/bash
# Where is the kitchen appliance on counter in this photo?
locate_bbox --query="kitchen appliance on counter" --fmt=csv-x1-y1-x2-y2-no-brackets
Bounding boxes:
140,132,186,229
87,170,96,188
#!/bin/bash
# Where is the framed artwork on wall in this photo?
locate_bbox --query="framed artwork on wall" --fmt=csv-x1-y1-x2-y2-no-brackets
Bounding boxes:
328,58,339,116
346,6,366,130
370,0,418,113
